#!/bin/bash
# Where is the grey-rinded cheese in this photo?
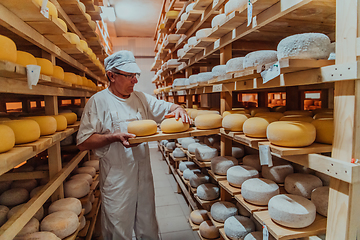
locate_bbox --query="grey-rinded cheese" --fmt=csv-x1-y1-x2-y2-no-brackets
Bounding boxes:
173,148,186,158
64,179,90,198
167,34,181,42
0,181,12,194
182,138,196,149
83,200,92,215
11,179,37,192
211,156,238,175
48,197,82,215
16,217,39,238
232,146,244,159
311,186,329,216
188,36,198,46
40,210,79,239
197,72,215,82
8,204,44,221
241,178,279,205
83,160,99,171
284,173,323,199
210,201,238,223
211,14,226,28
195,146,218,162
70,173,93,185
189,74,197,84
189,173,210,188
186,2,195,12
244,231,263,240
188,142,203,154
197,183,220,201
183,169,201,180
262,158,294,183
224,0,247,15
179,161,197,172
224,215,255,240
0,188,29,207
226,57,244,73
165,141,176,150
74,166,96,177
80,215,86,230
212,65,227,77
160,140,169,146
227,165,259,188
243,50,278,69
242,155,261,172
199,220,220,239
0,205,9,226
190,209,209,225
196,28,213,40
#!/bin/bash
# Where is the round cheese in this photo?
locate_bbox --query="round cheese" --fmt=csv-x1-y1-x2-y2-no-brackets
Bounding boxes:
63,72,77,84
177,48,185,58
249,107,270,117
188,143,204,154
277,33,331,60
59,112,77,125
232,146,244,159
227,165,259,188
267,121,316,147
183,169,201,180
21,232,61,240
313,112,333,120
173,78,186,87
160,140,169,146
279,115,314,122
225,0,247,15
160,118,189,134
284,173,323,199
83,200,92,214
243,50,277,69
74,166,96,177
197,183,219,200
268,194,316,228
0,125,15,153
0,205,9,226
0,181,12,195
311,186,329,216
244,231,263,240
283,110,312,117
222,114,248,131
166,10,179,19
211,156,238,175
179,161,197,172
127,120,157,137
241,178,279,205
242,155,261,172
224,215,255,240
11,179,37,192
70,173,93,185
173,148,186,158
188,75,197,85
0,35,17,63
165,142,176,150
195,114,222,130
255,112,284,120
311,118,333,144
51,115,67,131
16,51,37,66
212,65,227,76
27,116,57,136
199,220,220,239
195,146,218,162
262,158,293,183
65,33,80,45
35,58,54,76
3,120,40,144
196,28,213,40
47,2,58,18
212,14,226,28
0,188,29,207
49,198,82,216
182,138,197,149
204,135,220,146
8,204,44,221
197,72,215,82
186,2,195,12
180,13,188,21
64,179,90,198
243,117,277,138
83,160,99,171
188,36,197,46
190,209,209,225
56,18,67,32
210,201,238,223
226,57,244,73
189,173,210,188
80,215,86,230
16,217,39,237
40,210,79,239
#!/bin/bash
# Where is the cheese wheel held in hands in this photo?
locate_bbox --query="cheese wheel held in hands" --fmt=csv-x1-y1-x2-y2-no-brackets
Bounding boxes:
160,118,189,133
127,120,157,137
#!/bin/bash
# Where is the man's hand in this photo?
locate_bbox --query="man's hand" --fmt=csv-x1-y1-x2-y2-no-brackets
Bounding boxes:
113,132,139,148
165,106,191,124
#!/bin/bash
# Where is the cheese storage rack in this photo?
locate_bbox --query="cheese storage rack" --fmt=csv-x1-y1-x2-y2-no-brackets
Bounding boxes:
152,0,360,239
0,0,108,238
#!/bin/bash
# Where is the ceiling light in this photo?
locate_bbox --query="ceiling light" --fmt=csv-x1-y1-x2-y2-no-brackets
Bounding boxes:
100,6,116,22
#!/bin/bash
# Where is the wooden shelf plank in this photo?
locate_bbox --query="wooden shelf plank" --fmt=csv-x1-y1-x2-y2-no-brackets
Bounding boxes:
208,170,227,182
189,217,200,231
197,230,223,240
233,134,268,149
193,157,211,168
258,142,332,157
194,194,219,209
176,21,193,34
207,212,224,229
234,194,268,214
219,228,230,240
20,137,52,151
219,180,241,196
0,147,34,175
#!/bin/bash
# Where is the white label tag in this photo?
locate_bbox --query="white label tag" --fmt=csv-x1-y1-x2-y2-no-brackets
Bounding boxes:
247,1,253,27
26,65,41,89
214,39,220,49
263,224,269,240
212,84,222,92
177,90,186,95
328,52,336,60
259,145,273,167
261,61,280,84
40,0,49,18
252,15,257,28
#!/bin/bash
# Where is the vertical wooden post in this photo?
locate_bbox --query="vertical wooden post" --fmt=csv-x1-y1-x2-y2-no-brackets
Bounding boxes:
22,99,31,113
321,89,329,109
285,86,300,110
186,95,193,108
220,43,232,65
185,68,192,78
80,97,86,108
257,92,267,108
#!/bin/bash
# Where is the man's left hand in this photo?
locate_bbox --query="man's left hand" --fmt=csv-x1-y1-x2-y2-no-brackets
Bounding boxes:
165,107,191,124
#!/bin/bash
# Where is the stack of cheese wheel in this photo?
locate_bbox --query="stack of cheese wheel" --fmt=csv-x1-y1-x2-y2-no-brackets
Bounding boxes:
127,120,157,137
183,169,201,180
262,158,294,183
2,120,40,144
311,118,334,144
0,124,15,153
222,114,248,131
227,165,259,188
224,215,255,240
243,117,277,138
190,209,209,225
195,114,222,129
284,173,323,199
226,57,244,73
243,50,277,69
211,65,227,77
0,35,17,63
210,201,238,223
232,146,244,159
52,115,68,131
241,178,279,205
160,118,189,133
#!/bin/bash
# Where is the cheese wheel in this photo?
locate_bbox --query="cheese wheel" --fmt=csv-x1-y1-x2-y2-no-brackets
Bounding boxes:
70,173,93,185
211,156,238,175
267,121,316,147
283,110,312,117
83,160,99,171
51,115,67,131
173,148,186,158
56,18,67,32
210,201,238,223
189,173,210,188
199,220,220,239
183,169,201,180
249,107,270,117
226,57,244,73
64,179,90,198
190,210,209,225
0,35,17,63
63,72,77,84
311,186,329,216
313,112,333,120
172,78,186,87
180,13,188,21
255,112,284,120
49,197,82,215
188,74,197,85
195,28,213,40
197,72,215,82
53,66,64,80
165,141,176,150
311,118,333,144
179,161,197,172
0,188,29,206
232,146,244,159
195,114,222,130
241,178,279,205
65,33,80,45
59,112,77,125
74,166,96,177
277,33,331,60
284,173,323,199
243,117,277,138
244,232,263,240
197,183,219,201
211,14,226,28
3,120,40,144
188,36,198,46
227,165,259,188
268,194,316,228
236,202,251,217
8,204,44,221
27,116,57,136
166,10,179,19
80,215,86,230
182,138,197,149
22,232,61,240
224,0,247,15
242,155,261,172
83,200,92,214
47,2,58,18
212,65,227,76
11,179,37,192
262,158,293,183
0,205,9,227
195,146,218,162
16,217,39,237
35,58,54,76
0,125,15,153
222,114,248,131
78,2,86,12
225,216,255,240
243,50,277,69
279,115,314,122
127,120,157,137
160,118,189,133
40,210,79,238
0,181,12,195
186,2,195,12
16,51,37,66
222,110,248,117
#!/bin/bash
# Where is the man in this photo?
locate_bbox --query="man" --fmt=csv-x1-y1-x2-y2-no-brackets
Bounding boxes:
77,50,190,240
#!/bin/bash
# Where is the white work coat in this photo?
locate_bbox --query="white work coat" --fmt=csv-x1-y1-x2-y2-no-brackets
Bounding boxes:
77,88,172,240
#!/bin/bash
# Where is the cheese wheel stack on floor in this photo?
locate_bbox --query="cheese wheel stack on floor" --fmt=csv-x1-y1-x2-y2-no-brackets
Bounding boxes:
284,173,323,198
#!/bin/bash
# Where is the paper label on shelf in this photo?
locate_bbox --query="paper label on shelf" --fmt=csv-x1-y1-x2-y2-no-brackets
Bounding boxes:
247,1,253,27
40,0,49,18
177,90,186,95
263,224,269,240
212,84,222,92
261,61,280,84
328,52,336,60
26,65,41,89
252,16,257,28
259,145,273,167
214,39,220,49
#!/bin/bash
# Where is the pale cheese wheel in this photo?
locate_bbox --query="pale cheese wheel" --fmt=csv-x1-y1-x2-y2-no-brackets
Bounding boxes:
267,121,316,147
172,78,186,87
244,50,277,69
226,57,244,73
84,13,91,22
255,112,284,120
11,179,37,192
165,141,176,150
241,178,279,205
78,2,86,13
65,33,80,45
21,232,61,240
311,118,333,144
197,183,219,201
197,72,215,82
283,110,312,117
173,148,186,158
8,204,44,221
212,65,227,76
80,215,86,230
83,200,92,215
0,35,17,63
16,51,37,66
186,2,196,12
0,188,29,206
179,161,197,172
35,58,53,76
183,169,201,180
224,0,247,15
199,220,220,239
243,117,277,138
189,173,210,188
195,28,213,40
0,205,9,227
160,140,169,146
0,181,12,194
180,13,188,21
56,18,67,32
79,40,88,52
52,66,65,80
182,138,196,149
262,158,294,183
82,160,99,171
224,215,255,240
177,48,185,58
277,33,331,60
268,194,316,228
70,173,93,185
188,36,198,46
211,14,226,28
40,210,79,238
227,165,259,188
189,74,197,84
177,137,193,145
284,173,323,199
47,2,58,18
3,120,40,144
160,118,189,133
64,179,90,198
190,210,209,225
127,120,157,137
311,186,329,216
210,201,238,223
74,166,96,177
0,125,15,153
183,43,191,52
195,146,218,161
52,115,67,131
16,217,39,237
211,156,238,175
222,114,248,131
232,146,244,159
27,116,57,136
48,197,82,215
63,72,77,84
60,112,77,125
249,107,270,117
244,232,263,240
242,155,261,172
195,114,222,130
279,115,314,122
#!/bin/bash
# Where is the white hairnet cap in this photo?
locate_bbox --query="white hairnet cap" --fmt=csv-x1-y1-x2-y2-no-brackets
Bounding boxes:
104,50,141,74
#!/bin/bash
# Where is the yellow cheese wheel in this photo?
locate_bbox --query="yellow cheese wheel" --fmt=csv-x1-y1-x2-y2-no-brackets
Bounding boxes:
85,13,91,22
2,120,40,144
64,72,77,84
243,117,277,138
35,58,54,76
47,2,58,18
78,2,86,12
190,109,199,120
255,112,284,120
166,10,180,19
195,114,222,130
197,110,220,116
52,115,67,131
16,51,37,66
160,118,189,133
0,35,17,63
279,115,314,123
283,110,312,117
222,110,248,117
81,77,88,86
76,75,83,85
313,112,333,120
65,33,80,45
79,40,88,52
222,114,248,131
311,119,333,144
250,107,270,117
56,18,67,32
127,120,157,137
0,125,15,153
267,121,316,147
53,65,64,80
27,116,57,136
89,20,97,31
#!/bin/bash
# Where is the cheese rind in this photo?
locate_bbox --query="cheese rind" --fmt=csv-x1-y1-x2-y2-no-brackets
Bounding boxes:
244,231,263,240
0,188,29,206
36,58,54,76
74,166,96,177
211,156,238,175
311,186,329,216
242,155,261,172
195,146,218,162
59,112,77,125
40,210,80,239
196,28,213,40
190,209,209,225
226,57,244,73
243,51,277,69
197,183,220,200
82,160,100,171
52,115,67,131
210,201,238,223
2,120,40,144
16,51,37,66
189,173,210,188
64,179,90,198
0,125,15,153
179,161,196,172
16,217,39,237
232,146,244,159
224,215,255,240
284,173,323,199
27,116,57,136
160,118,190,133
183,169,201,180
195,114,222,129
262,158,294,183
241,178,279,205
127,120,157,137
49,197,82,215
222,114,248,131
211,14,226,28
224,0,247,15
70,173,93,185
227,165,259,188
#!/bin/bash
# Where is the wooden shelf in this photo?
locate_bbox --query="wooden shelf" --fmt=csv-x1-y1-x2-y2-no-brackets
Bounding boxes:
207,212,224,229
233,134,268,149
194,194,219,209
64,209,85,240
219,228,230,240
234,194,269,214
189,217,200,231
258,142,332,157
197,230,223,240
193,0,213,11
193,157,211,168
208,170,227,182
219,180,241,196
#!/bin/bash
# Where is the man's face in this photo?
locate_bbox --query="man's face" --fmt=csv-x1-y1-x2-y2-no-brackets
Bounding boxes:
108,70,139,96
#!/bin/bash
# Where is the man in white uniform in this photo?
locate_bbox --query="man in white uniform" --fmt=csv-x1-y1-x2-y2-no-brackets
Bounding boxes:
77,50,190,240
